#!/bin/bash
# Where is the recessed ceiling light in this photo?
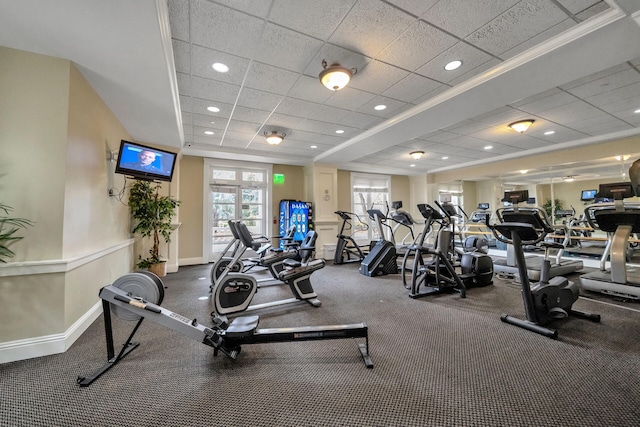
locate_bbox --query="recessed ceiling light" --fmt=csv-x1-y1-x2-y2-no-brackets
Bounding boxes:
207,106,220,113
310,145,317,149
484,145,493,150
544,130,555,135
204,131,214,135
635,108,640,114
410,164,416,167
374,104,387,111
520,170,528,174
442,156,449,160
335,129,344,134
210,121,215,124
212,62,229,73
444,60,462,71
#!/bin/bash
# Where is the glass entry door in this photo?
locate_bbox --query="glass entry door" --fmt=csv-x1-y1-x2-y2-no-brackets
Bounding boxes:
210,186,237,258
209,185,267,260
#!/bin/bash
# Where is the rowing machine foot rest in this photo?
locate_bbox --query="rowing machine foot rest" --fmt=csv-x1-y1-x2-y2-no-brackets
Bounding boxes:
225,315,260,338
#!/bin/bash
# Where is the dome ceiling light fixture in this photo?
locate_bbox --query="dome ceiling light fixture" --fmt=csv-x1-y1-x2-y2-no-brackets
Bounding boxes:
319,60,356,91
264,130,285,145
410,151,424,160
564,176,575,182
509,119,535,133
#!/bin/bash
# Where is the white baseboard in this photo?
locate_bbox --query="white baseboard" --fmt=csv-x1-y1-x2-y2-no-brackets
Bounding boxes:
0,301,103,364
179,257,207,266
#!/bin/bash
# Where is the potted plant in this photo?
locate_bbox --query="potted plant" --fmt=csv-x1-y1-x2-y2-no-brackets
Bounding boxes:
542,198,563,222
128,180,180,277
0,203,33,263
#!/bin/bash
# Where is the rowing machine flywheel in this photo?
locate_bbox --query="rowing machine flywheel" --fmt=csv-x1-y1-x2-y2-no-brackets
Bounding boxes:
110,272,165,321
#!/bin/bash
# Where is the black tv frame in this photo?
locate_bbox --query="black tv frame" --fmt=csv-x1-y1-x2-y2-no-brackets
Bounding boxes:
502,190,529,204
114,140,177,182
580,189,597,201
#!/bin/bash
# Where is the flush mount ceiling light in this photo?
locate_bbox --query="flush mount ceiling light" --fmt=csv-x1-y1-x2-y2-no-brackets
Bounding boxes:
264,130,285,145
564,176,575,182
410,151,424,160
319,60,356,91
444,60,462,71
509,119,535,133
212,62,229,73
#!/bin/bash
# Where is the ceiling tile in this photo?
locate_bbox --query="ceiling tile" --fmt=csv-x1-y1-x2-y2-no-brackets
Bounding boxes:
191,76,241,104
288,75,334,104
423,0,520,39
190,45,251,85
356,95,408,118
323,87,377,111
276,97,322,119
382,73,443,103
254,23,324,73
244,62,300,95
168,0,189,41
338,111,385,130
557,0,606,15
465,0,568,56
347,60,410,94
567,68,640,99
385,0,440,18
213,0,272,18
500,18,574,59
236,87,283,111
190,0,264,57
329,0,416,58
269,0,355,40
377,21,458,71
415,41,495,84
172,40,190,74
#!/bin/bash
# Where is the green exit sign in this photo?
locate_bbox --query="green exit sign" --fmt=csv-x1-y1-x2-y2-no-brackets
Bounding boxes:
273,173,285,184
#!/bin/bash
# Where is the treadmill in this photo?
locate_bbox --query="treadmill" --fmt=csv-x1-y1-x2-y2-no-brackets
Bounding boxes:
491,190,583,281
580,181,640,299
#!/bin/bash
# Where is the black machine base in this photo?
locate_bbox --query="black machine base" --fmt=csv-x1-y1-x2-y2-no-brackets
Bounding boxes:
359,240,398,277
501,308,601,339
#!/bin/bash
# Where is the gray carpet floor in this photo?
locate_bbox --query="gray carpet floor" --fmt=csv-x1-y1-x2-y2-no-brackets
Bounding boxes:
2,261,640,426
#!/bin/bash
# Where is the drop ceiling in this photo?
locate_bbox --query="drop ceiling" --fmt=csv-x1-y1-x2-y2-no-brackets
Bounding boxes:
2,0,640,183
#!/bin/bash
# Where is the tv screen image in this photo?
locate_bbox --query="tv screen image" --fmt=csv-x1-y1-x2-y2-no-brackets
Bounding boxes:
580,189,597,201
115,140,177,182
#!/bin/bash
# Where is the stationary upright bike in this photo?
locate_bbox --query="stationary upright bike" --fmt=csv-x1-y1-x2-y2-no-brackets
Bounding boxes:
486,207,600,338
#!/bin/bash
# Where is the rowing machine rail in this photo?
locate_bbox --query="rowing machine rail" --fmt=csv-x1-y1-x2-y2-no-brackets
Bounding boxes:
78,278,372,387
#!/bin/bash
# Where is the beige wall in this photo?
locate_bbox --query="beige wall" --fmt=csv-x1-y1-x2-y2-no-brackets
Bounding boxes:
271,164,306,237
178,155,204,260
1,46,69,261
0,47,134,358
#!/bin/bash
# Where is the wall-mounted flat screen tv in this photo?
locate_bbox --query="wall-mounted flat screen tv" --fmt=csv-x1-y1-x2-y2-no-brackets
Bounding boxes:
115,140,177,182
502,189,529,204
580,189,597,201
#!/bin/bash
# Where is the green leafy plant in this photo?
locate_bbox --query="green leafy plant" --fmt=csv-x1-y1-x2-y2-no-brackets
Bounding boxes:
0,203,33,263
128,180,180,269
542,198,563,219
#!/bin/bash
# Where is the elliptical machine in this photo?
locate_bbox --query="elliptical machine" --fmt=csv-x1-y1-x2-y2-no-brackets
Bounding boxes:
334,211,369,265
486,209,600,339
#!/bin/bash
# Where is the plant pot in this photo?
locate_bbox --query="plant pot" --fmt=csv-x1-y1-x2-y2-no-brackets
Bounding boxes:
148,261,168,277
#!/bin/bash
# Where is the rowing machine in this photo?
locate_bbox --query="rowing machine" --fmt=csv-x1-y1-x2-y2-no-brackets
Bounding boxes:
77,272,373,387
